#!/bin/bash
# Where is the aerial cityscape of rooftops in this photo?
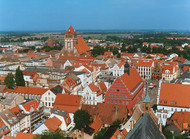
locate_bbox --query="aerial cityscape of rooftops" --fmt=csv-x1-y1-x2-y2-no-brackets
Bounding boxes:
0,0,190,139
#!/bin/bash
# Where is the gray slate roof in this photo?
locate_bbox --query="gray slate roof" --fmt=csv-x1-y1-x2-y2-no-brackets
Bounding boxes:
126,112,164,139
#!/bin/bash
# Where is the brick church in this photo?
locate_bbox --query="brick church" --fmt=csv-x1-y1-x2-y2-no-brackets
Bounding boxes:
60,26,90,56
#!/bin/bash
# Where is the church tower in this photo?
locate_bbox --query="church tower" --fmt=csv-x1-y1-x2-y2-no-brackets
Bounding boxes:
64,26,78,54
124,60,130,75
143,77,151,113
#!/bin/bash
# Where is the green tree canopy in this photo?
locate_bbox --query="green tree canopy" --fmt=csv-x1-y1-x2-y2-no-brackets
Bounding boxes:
4,73,15,89
15,66,25,86
35,130,67,139
74,110,91,129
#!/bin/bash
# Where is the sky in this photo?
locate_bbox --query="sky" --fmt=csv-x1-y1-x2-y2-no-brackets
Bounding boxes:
0,0,190,31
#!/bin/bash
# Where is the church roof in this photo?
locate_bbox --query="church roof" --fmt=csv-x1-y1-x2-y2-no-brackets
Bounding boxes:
126,112,164,139
65,26,77,35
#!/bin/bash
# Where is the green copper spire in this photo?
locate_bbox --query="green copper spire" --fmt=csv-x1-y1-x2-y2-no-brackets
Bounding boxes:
143,77,151,103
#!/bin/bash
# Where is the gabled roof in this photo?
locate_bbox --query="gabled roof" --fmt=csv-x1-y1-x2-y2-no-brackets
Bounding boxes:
44,116,62,132
88,83,99,92
170,112,190,131
134,60,153,67
119,68,143,92
159,83,190,108
89,116,102,134
6,86,48,95
126,112,164,139
75,36,90,55
20,100,40,112
54,94,81,113
65,26,77,35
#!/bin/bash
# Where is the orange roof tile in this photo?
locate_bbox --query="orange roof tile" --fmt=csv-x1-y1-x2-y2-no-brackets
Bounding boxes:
0,118,10,138
75,36,90,55
111,128,127,139
54,94,81,113
44,116,62,132
16,132,36,139
6,86,48,95
88,83,99,92
65,26,77,35
89,116,102,134
159,83,190,108
120,68,143,92
134,60,153,67
21,100,40,112
170,112,190,131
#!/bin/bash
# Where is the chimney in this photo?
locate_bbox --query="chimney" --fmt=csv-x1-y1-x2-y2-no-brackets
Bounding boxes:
124,60,130,75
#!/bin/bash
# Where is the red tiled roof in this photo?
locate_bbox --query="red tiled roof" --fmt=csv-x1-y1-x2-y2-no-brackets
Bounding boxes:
16,132,36,139
54,94,81,106
54,94,81,113
65,26,77,35
82,103,128,125
134,60,153,67
159,83,190,108
6,86,48,95
59,56,94,61
120,68,143,92
0,118,10,138
98,82,107,93
88,83,99,92
64,113,71,126
44,116,62,132
21,100,40,112
75,36,90,55
111,128,127,139
170,112,190,131
89,116,102,134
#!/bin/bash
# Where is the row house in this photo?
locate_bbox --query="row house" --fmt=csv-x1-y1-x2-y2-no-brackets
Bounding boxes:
0,118,10,138
111,62,125,77
162,62,179,82
105,68,144,114
33,109,74,134
4,86,56,108
0,109,20,136
78,82,104,105
9,100,44,133
22,71,39,86
156,82,190,126
62,73,82,95
134,60,154,79
151,61,162,80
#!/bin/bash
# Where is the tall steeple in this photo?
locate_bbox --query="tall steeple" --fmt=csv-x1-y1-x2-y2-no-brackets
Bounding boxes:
143,77,151,113
124,60,130,75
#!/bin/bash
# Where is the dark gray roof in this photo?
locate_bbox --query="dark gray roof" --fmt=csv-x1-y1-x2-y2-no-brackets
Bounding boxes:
126,112,164,139
50,85,63,95
51,108,67,117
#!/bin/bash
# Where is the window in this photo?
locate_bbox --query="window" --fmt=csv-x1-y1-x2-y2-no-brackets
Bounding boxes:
49,103,51,106
126,101,129,105
45,102,47,106
115,100,117,104
45,97,47,101
123,101,125,104
111,100,113,104
117,89,120,92
52,98,54,101
107,100,110,104
119,100,121,104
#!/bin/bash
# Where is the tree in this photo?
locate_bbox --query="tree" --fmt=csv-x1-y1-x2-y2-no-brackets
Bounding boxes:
15,66,25,86
74,110,91,129
35,130,67,139
94,127,108,139
4,73,15,89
